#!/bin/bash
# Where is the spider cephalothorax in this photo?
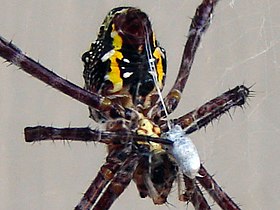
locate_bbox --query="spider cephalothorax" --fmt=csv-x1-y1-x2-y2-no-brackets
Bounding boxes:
0,0,251,209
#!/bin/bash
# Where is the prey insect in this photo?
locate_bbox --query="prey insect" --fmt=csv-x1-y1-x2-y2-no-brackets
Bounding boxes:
0,0,252,209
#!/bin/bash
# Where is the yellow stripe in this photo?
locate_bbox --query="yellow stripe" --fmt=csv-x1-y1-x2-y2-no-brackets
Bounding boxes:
111,24,122,50
107,24,124,93
153,47,165,88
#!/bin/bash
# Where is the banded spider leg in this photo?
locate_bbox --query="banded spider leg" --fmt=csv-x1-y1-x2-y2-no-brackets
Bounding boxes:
0,0,252,209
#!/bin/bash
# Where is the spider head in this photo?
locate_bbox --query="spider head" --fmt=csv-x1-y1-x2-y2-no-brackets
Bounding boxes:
133,149,178,205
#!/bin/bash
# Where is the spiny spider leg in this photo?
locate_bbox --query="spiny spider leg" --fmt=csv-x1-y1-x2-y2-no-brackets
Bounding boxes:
91,153,140,210
75,147,137,210
197,165,241,210
74,156,120,210
24,126,154,210
179,165,239,210
190,183,211,210
0,1,248,209
160,85,251,133
151,0,219,121
180,174,211,209
0,37,131,120
24,126,173,145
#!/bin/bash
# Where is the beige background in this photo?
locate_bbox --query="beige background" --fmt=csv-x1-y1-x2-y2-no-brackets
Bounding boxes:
1,0,280,209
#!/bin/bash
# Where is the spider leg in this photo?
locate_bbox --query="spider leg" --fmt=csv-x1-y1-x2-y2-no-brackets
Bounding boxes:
160,85,250,132
74,146,138,210
191,183,211,210
197,165,241,210
24,126,173,145
150,0,219,120
91,152,140,210
0,36,132,120
178,175,210,210
179,174,211,210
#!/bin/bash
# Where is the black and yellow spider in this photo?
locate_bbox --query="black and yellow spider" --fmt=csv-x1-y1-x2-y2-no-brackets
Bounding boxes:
0,0,251,209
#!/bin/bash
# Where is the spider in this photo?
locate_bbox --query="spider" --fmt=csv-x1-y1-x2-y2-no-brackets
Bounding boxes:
0,0,252,209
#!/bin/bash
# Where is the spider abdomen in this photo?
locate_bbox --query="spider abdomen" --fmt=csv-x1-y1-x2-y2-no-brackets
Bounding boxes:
82,7,167,122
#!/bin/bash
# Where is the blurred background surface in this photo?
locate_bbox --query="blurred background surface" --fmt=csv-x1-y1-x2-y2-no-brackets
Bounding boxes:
1,1,279,209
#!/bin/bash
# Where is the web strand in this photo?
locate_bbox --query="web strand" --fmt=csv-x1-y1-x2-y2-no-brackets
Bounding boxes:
144,26,171,130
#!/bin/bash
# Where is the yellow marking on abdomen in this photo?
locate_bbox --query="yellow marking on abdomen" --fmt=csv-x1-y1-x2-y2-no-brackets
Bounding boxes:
106,24,124,93
153,47,165,88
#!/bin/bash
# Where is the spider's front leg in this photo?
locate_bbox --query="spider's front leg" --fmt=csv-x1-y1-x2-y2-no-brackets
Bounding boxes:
179,174,211,210
74,145,140,210
89,152,140,210
197,165,241,210
180,166,241,210
24,126,172,210
24,126,173,145
160,86,249,209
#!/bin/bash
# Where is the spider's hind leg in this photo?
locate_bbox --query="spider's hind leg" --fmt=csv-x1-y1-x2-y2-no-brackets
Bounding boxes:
161,85,251,133
150,0,219,121
0,36,127,120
